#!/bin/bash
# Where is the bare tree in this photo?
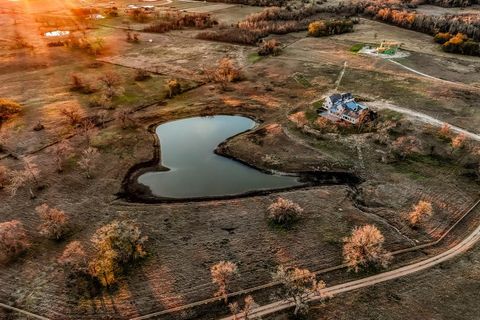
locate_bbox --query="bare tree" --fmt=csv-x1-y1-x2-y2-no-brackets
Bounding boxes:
115,109,137,129
50,140,73,172
98,71,124,99
78,147,100,178
6,156,41,198
211,261,238,303
343,224,392,272
228,295,256,320
36,204,69,240
77,118,97,145
272,265,326,316
408,200,433,226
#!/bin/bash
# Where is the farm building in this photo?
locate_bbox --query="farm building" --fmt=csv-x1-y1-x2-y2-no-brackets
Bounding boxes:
320,93,369,124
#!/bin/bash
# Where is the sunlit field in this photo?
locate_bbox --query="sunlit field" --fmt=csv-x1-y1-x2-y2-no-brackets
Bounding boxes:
1,0,480,319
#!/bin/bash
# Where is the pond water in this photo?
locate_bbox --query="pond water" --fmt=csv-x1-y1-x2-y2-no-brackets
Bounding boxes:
137,115,303,199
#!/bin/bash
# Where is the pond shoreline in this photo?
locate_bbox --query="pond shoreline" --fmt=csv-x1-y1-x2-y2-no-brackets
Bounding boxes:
118,114,361,203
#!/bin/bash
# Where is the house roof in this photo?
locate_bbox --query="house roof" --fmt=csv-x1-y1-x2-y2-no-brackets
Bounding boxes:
329,94,342,103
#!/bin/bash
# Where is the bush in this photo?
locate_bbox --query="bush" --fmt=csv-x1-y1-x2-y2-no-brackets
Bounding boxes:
134,69,151,81
36,204,69,240
258,38,282,56
0,98,21,122
408,200,433,226
343,224,392,272
167,79,181,98
350,43,364,52
70,74,97,94
78,147,100,178
0,220,29,263
88,220,147,286
433,32,452,44
58,241,88,274
60,105,84,126
267,197,303,227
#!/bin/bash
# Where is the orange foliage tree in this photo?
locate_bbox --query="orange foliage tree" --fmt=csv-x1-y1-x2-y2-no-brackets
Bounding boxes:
211,261,239,303
343,224,392,272
408,200,433,226
36,204,69,240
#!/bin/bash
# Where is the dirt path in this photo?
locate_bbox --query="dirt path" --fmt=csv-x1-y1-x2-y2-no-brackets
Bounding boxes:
368,101,480,138
223,199,480,320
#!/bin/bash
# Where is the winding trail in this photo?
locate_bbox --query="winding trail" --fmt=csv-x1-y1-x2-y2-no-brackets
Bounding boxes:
223,199,480,320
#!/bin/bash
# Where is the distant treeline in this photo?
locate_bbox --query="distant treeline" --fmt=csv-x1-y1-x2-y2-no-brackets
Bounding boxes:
419,0,479,7
342,0,480,41
434,32,480,55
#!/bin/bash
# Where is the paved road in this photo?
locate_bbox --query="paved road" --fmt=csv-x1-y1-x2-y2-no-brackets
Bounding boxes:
222,199,480,320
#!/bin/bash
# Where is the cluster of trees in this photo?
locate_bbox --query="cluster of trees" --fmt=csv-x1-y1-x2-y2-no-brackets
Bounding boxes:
70,71,125,109
143,11,218,33
198,4,340,45
343,1,480,41
308,18,355,37
420,0,479,7
434,32,480,56
212,260,327,317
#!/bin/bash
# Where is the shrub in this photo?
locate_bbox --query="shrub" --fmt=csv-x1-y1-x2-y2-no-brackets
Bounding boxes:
437,123,452,140
258,38,282,56
272,265,326,316
408,200,433,226
343,224,392,272
434,32,452,44
70,74,97,94
0,220,29,263
229,295,255,320
451,132,466,149
167,79,181,98
126,32,140,43
0,98,22,122
267,197,303,227
115,110,137,129
36,204,69,240
350,43,364,52
391,135,423,160
134,69,151,81
59,105,84,126
214,58,241,89
211,261,238,303
0,165,10,189
88,220,147,286
58,241,88,274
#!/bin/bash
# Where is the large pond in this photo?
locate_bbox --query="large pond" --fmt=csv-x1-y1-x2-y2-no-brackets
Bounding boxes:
137,115,304,199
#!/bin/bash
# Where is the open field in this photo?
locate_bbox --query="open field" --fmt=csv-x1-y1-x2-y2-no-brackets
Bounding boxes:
1,0,480,319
